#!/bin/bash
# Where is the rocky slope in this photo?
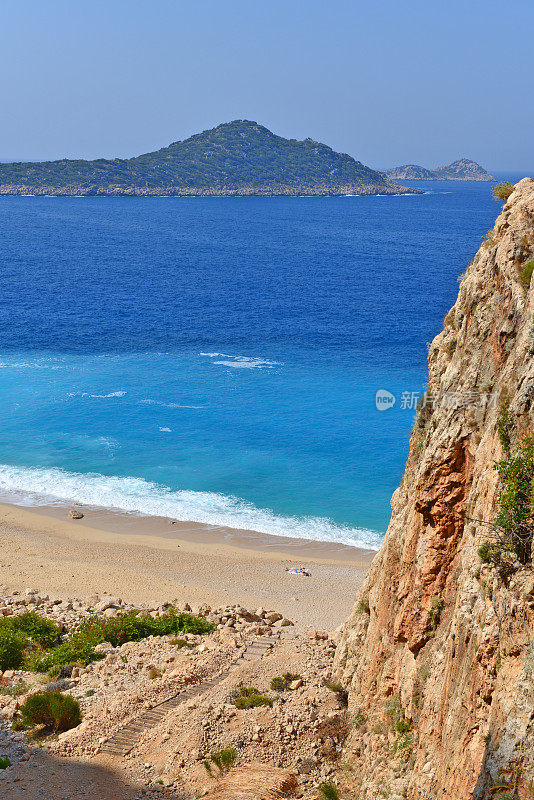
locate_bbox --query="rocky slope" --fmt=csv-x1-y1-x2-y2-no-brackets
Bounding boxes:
0,590,345,799
335,178,534,799
0,120,417,196
386,158,494,181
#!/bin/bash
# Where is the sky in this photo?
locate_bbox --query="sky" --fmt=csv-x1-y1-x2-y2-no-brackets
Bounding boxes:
0,0,532,172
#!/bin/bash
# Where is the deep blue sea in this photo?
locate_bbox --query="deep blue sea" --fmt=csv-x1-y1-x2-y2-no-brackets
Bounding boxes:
0,177,519,548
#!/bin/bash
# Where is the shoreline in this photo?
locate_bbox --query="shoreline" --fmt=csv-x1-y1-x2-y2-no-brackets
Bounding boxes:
0,500,375,630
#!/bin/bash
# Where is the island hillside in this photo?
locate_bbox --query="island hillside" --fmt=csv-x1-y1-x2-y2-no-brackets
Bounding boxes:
386,157,494,181
0,120,417,197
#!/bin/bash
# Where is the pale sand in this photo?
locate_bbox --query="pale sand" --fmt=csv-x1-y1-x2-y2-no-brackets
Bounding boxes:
0,502,375,630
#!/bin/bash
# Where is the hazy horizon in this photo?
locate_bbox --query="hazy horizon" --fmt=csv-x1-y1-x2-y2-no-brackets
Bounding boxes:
1,0,533,172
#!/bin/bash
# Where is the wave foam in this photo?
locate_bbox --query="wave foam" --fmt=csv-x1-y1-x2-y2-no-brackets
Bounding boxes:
200,353,281,370
67,391,126,399
0,463,382,550
140,399,204,409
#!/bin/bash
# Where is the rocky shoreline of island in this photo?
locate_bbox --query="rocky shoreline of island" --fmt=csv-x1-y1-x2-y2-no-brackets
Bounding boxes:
0,182,420,197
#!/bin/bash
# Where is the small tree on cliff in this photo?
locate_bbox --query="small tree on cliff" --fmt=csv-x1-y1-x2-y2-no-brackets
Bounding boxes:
478,437,534,570
492,182,514,202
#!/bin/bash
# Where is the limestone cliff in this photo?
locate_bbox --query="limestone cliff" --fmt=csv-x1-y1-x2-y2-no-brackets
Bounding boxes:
335,179,534,799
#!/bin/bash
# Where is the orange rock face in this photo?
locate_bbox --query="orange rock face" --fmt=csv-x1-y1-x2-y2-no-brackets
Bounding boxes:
335,179,534,800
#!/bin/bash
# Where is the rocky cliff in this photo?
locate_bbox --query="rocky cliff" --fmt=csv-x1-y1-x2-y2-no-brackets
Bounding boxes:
335,178,534,799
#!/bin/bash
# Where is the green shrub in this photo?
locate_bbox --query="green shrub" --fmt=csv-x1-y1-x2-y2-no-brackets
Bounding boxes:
270,673,301,691
95,609,213,646
30,609,213,671
7,612,61,648
19,690,81,733
478,541,493,563
204,747,237,775
356,597,370,614
392,731,414,762
492,182,514,202
319,781,340,800
29,625,103,672
494,436,534,565
429,595,444,632
233,686,272,709
169,637,193,648
0,757,10,770
518,260,534,292
0,628,27,671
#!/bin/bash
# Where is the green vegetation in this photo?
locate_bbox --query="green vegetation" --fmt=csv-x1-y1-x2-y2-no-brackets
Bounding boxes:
233,686,273,709
446,338,457,357
325,681,349,707
0,628,27,670
318,781,341,800
0,608,211,673
429,595,444,633
392,730,414,762
18,690,81,733
0,757,10,770
0,121,407,196
0,681,29,698
478,541,493,563
270,672,301,691
351,711,367,730
518,260,534,292
492,182,514,202
497,397,513,453
385,696,413,761
203,747,237,776
30,609,213,672
494,437,534,564
169,637,194,648
8,612,61,647
0,611,62,669
356,597,370,614
479,437,534,571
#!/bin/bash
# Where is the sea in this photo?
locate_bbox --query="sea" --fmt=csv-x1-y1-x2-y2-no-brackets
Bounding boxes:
0,176,522,549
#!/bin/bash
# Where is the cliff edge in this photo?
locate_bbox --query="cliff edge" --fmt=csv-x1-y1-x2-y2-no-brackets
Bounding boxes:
335,178,534,799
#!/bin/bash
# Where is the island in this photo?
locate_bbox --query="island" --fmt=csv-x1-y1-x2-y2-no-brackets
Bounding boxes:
386,157,494,181
0,120,418,197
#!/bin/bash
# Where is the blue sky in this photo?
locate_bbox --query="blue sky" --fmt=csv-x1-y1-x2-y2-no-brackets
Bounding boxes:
1,0,532,171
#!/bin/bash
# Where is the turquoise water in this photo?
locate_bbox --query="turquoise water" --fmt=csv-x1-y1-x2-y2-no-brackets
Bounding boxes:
0,180,512,547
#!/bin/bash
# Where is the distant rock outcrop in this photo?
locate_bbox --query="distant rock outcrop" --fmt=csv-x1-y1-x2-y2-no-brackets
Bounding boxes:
386,158,494,181
0,120,418,197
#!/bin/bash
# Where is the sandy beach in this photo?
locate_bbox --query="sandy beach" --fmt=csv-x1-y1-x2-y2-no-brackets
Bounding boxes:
0,502,374,631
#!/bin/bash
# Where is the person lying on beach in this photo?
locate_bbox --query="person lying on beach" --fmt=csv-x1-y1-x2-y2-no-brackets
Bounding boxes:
285,566,311,576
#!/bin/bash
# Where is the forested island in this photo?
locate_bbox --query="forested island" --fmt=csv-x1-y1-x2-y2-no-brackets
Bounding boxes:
0,120,417,197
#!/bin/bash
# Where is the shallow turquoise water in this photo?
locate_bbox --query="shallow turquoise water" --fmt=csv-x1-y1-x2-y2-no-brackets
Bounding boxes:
0,180,513,547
